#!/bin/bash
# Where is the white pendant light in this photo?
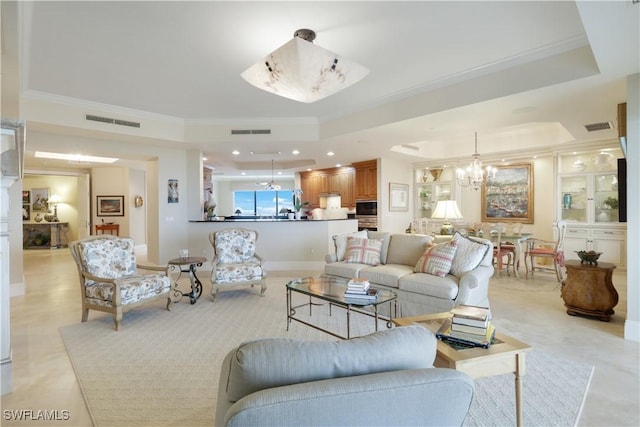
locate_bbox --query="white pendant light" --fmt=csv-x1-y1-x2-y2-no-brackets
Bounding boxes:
241,29,369,103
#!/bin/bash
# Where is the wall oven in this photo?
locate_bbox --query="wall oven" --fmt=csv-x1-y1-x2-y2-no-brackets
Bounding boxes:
355,200,378,231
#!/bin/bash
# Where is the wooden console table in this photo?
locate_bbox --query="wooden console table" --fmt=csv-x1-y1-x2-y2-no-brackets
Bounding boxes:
561,260,618,321
95,223,119,236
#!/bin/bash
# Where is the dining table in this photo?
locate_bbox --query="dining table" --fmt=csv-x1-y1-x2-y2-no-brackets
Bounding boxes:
469,232,532,278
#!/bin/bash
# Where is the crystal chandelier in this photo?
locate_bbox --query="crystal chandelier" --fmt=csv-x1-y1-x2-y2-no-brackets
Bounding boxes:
456,132,496,191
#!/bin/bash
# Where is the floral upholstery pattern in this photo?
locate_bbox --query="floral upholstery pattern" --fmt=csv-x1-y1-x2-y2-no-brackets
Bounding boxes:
70,235,171,330
79,237,138,285
209,228,266,300
213,260,263,283
214,229,257,263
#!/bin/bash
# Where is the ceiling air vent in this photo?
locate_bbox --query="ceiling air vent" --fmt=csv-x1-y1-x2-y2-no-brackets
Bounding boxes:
584,121,612,132
86,114,140,128
231,129,271,135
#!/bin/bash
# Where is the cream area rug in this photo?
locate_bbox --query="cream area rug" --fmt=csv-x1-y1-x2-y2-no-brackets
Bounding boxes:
60,276,594,426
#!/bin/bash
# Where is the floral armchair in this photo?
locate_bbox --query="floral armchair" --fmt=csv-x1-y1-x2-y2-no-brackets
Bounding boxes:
209,228,266,301
69,235,171,331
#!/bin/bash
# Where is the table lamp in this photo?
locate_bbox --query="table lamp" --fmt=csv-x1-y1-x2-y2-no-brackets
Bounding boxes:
47,194,62,222
431,200,463,235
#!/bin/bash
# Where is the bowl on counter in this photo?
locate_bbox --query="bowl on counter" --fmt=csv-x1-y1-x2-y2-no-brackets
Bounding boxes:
575,251,602,265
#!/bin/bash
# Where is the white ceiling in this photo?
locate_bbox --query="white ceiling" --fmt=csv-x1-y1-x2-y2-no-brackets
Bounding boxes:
4,1,639,178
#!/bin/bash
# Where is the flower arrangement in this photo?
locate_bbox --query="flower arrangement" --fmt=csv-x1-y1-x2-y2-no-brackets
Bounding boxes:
294,189,310,212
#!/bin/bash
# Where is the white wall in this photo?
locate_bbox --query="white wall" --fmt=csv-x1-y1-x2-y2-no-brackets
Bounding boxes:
91,167,129,236
379,157,414,234
129,169,146,245
624,73,639,342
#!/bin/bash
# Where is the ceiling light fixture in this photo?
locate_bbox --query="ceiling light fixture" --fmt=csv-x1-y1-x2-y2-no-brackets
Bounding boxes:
455,132,496,191
241,29,369,103
264,160,281,191
35,151,118,164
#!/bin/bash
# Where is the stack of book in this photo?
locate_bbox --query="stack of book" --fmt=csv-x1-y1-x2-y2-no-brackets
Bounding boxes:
344,278,379,302
436,305,495,349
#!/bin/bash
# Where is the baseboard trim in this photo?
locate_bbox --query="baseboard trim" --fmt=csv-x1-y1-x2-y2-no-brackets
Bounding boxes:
624,319,640,342
10,280,25,297
1,352,13,396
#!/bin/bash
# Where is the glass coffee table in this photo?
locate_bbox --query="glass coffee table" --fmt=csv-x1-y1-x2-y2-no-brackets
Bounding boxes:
286,276,397,340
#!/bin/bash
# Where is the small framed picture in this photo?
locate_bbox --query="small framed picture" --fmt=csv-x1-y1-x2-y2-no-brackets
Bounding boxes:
389,182,409,212
22,190,31,204
22,205,30,221
168,179,179,203
97,195,125,216
31,188,49,212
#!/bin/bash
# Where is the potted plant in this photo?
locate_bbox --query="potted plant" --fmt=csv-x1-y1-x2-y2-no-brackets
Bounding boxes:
294,189,310,220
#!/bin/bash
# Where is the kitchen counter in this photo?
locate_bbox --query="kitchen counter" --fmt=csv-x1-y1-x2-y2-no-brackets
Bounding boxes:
187,219,357,271
189,218,352,222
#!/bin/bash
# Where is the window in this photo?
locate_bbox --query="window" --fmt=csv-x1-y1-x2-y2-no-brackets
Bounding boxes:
233,190,293,216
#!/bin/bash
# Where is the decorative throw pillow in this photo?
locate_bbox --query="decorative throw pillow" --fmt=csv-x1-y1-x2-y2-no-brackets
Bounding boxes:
414,241,457,277
343,237,383,266
333,230,368,261
449,232,490,277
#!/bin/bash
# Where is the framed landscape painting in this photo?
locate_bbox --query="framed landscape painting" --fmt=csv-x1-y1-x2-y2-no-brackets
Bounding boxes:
481,163,534,223
97,195,125,216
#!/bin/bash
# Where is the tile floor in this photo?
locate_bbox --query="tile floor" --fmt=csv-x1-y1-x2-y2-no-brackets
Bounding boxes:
1,249,639,426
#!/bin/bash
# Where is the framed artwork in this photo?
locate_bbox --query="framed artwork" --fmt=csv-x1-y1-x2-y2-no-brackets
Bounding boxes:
22,204,30,221
22,190,30,204
389,182,409,211
168,179,179,203
97,195,125,216
482,163,534,223
31,188,49,211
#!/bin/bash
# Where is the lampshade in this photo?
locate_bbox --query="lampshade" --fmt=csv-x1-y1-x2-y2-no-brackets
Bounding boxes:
431,200,463,235
48,194,62,204
431,200,463,220
241,29,369,103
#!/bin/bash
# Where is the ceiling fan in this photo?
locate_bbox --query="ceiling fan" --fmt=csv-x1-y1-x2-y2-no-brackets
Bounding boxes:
257,160,281,190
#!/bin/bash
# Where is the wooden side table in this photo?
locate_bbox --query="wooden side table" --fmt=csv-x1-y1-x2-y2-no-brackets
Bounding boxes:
393,312,531,427
561,260,618,321
95,223,119,236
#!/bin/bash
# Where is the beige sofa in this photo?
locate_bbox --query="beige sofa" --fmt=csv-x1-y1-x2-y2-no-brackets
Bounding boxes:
324,231,494,317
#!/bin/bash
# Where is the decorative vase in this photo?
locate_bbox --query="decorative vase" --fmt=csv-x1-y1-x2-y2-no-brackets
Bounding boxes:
295,211,302,220
430,168,443,181
563,193,572,210
34,213,43,223
288,212,295,220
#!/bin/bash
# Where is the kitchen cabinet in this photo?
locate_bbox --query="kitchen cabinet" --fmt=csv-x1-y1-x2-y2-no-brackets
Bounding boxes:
414,167,454,220
299,166,355,208
557,149,626,268
353,159,377,200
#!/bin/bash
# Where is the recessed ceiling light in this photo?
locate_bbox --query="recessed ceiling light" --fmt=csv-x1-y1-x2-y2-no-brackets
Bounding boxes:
327,151,335,156
232,150,240,155
292,150,300,155
202,156,208,161
35,151,118,164
241,172,246,175
336,164,341,167
277,171,282,175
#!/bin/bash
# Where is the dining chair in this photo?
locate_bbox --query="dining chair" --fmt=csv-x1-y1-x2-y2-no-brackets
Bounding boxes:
524,221,567,282
481,223,514,277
